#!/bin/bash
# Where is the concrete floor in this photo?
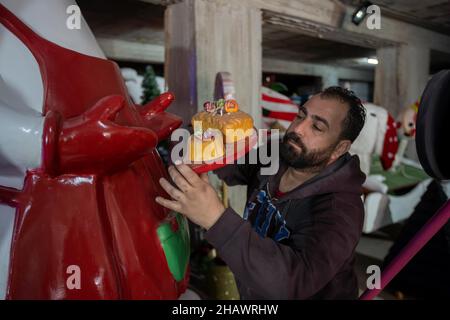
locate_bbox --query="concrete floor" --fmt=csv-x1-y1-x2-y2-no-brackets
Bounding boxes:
355,237,396,300
354,223,413,300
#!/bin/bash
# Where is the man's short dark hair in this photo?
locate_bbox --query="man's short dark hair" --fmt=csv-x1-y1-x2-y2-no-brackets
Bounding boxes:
319,86,366,142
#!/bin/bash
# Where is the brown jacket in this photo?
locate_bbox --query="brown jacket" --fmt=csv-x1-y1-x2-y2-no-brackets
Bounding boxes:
205,149,365,300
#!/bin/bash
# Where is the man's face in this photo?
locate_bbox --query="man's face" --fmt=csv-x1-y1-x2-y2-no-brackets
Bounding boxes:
280,94,349,171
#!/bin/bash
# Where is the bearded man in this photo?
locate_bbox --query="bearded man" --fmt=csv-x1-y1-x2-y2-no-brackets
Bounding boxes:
156,86,367,299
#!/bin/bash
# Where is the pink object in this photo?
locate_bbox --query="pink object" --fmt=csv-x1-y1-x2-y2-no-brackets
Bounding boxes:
360,200,450,300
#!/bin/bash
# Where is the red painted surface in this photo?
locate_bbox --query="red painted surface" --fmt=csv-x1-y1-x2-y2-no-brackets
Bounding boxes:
380,113,399,170
0,4,186,299
261,109,297,122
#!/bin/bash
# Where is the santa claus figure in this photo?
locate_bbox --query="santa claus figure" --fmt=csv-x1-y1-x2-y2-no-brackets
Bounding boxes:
0,0,189,299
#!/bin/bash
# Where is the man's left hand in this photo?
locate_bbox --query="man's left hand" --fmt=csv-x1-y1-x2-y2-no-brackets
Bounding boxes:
155,164,225,230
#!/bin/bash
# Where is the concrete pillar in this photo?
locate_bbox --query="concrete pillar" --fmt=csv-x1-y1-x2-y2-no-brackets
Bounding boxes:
165,0,262,128
165,0,262,215
375,44,430,161
398,44,430,111
375,45,430,117
374,46,400,116
321,71,338,89
164,0,198,124
398,45,430,161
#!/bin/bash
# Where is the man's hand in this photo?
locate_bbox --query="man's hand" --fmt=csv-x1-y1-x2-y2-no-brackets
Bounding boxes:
155,164,225,230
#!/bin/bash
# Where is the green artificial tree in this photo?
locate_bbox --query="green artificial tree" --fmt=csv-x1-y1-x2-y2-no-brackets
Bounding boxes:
141,65,161,105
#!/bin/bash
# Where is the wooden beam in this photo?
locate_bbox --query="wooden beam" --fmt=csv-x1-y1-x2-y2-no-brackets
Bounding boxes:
97,38,165,63
246,0,450,54
262,10,398,49
263,58,374,82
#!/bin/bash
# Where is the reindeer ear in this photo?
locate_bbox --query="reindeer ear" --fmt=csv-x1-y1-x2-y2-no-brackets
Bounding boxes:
140,92,175,119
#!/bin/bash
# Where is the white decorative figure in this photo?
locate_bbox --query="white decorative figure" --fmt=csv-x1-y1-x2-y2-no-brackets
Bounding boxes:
121,67,166,105
0,0,103,298
351,102,431,233
121,68,145,104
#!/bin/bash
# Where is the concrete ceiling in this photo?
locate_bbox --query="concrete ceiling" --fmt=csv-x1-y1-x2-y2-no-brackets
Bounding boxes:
80,0,377,69
263,23,377,68
78,0,448,72
78,0,165,45
342,0,450,35
79,0,450,39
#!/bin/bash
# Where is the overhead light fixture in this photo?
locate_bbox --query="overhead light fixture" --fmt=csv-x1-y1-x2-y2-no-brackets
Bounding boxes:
367,57,379,65
352,1,373,25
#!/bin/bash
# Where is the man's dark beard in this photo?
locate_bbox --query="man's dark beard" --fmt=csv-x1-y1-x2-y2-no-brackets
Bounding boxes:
280,132,336,171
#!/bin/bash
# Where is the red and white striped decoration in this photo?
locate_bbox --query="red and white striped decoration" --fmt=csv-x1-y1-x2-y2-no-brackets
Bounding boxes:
261,86,298,130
